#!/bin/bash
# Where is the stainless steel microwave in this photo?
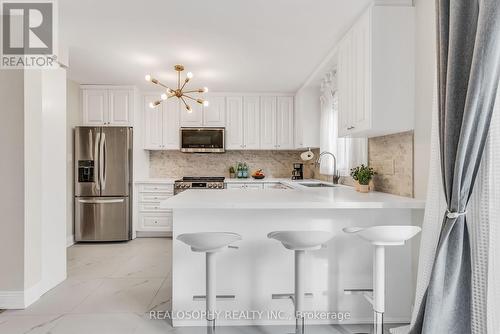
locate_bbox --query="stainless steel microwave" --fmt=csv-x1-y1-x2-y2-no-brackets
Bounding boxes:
180,127,225,153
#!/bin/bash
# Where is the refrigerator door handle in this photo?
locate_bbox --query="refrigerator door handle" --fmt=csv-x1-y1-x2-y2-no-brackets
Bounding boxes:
94,131,101,191
77,198,125,204
100,132,107,191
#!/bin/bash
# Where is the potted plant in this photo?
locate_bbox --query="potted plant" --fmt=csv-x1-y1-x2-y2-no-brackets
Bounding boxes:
229,166,236,179
356,165,375,193
350,166,361,191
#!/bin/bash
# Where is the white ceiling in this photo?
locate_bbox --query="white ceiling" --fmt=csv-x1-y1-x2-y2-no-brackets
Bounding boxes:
60,0,371,93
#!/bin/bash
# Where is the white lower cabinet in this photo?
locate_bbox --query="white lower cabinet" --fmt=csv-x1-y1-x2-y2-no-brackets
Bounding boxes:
226,182,292,190
140,213,173,229
226,183,264,190
263,182,292,189
136,182,174,235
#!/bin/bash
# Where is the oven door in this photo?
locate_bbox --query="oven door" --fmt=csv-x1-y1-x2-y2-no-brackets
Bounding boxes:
180,128,225,153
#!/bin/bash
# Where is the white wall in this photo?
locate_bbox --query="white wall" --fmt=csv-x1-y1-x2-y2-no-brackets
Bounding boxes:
23,71,43,292
41,69,67,291
66,80,81,244
0,68,68,308
0,71,25,293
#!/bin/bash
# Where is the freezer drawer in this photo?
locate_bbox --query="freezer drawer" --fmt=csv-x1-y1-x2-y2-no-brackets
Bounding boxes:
75,197,130,241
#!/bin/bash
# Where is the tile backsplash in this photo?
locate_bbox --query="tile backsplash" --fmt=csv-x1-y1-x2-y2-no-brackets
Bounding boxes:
149,131,414,197
149,150,306,179
368,131,414,197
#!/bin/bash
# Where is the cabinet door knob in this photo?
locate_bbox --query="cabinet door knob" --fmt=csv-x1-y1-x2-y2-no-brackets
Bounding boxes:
347,126,355,130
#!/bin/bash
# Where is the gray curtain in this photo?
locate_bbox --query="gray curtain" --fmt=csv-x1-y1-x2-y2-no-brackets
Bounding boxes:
410,0,500,333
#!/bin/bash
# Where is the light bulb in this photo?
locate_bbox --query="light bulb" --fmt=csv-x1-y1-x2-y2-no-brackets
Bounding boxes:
186,72,193,79
186,105,192,113
161,93,168,100
202,87,209,93
148,102,155,109
203,100,210,107
145,74,151,82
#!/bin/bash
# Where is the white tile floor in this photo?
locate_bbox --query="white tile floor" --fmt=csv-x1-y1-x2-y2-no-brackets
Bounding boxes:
0,238,402,334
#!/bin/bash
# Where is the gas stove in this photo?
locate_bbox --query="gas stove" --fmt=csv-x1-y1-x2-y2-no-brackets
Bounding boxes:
174,176,225,195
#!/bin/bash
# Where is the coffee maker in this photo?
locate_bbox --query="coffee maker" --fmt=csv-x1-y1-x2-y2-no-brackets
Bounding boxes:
292,163,304,180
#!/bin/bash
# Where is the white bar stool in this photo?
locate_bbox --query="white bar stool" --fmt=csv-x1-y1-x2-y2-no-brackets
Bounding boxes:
177,232,242,329
267,230,334,333
343,225,421,334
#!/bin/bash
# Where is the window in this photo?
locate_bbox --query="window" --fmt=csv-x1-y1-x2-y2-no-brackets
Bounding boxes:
319,86,367,176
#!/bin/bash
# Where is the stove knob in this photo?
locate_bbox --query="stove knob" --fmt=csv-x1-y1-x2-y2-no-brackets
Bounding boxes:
208,184,214,189
217,184,223,189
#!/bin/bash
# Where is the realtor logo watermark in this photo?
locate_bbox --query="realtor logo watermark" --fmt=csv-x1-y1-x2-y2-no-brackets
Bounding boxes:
1,0,57,68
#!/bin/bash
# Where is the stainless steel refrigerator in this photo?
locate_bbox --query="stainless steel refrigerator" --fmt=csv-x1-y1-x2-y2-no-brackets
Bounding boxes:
74,126,133,242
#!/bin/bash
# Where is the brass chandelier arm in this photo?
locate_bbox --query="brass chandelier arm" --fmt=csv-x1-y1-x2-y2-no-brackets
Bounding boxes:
183,94,197,101
151,80,172,91
183,89,204,94
179,96,190,110
184,94,205,105
180,79,189,91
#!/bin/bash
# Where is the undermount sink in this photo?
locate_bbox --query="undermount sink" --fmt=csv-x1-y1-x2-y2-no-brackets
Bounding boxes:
299,183,336,188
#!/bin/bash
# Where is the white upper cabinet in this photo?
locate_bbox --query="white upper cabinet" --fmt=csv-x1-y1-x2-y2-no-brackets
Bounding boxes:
143,95,180,150
142,93,293,151
225,96,244,149
337,5,415,137
203,96,226,127
162,98,180,149
260,96,294,149
260,96,277,149
143,95,163,150
180,102,203,127
243,96,260,149
82,89,108,125
294,87,320,149
179,95,225,127
276,97,294,149
81,86,134,126
109,90,133,125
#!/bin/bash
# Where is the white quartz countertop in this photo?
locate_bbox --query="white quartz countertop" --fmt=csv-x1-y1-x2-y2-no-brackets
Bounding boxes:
160,178,426,210
134,178,176,184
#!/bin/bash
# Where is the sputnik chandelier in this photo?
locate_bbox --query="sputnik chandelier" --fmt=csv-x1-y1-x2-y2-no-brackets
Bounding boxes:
145,64,208,113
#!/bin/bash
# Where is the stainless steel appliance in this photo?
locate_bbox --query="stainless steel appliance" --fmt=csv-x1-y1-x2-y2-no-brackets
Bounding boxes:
180,127,225,153
174,177,225,195
74,126,133,242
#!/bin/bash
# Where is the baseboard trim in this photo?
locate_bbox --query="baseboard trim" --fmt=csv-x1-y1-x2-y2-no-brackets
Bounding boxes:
66,235,75,247
0,275,66,309
0,290,25,309
0,282,42,309
136,231,172,238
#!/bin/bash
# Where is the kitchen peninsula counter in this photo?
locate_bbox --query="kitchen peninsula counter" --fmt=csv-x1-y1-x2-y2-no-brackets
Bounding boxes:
160,180,425,328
